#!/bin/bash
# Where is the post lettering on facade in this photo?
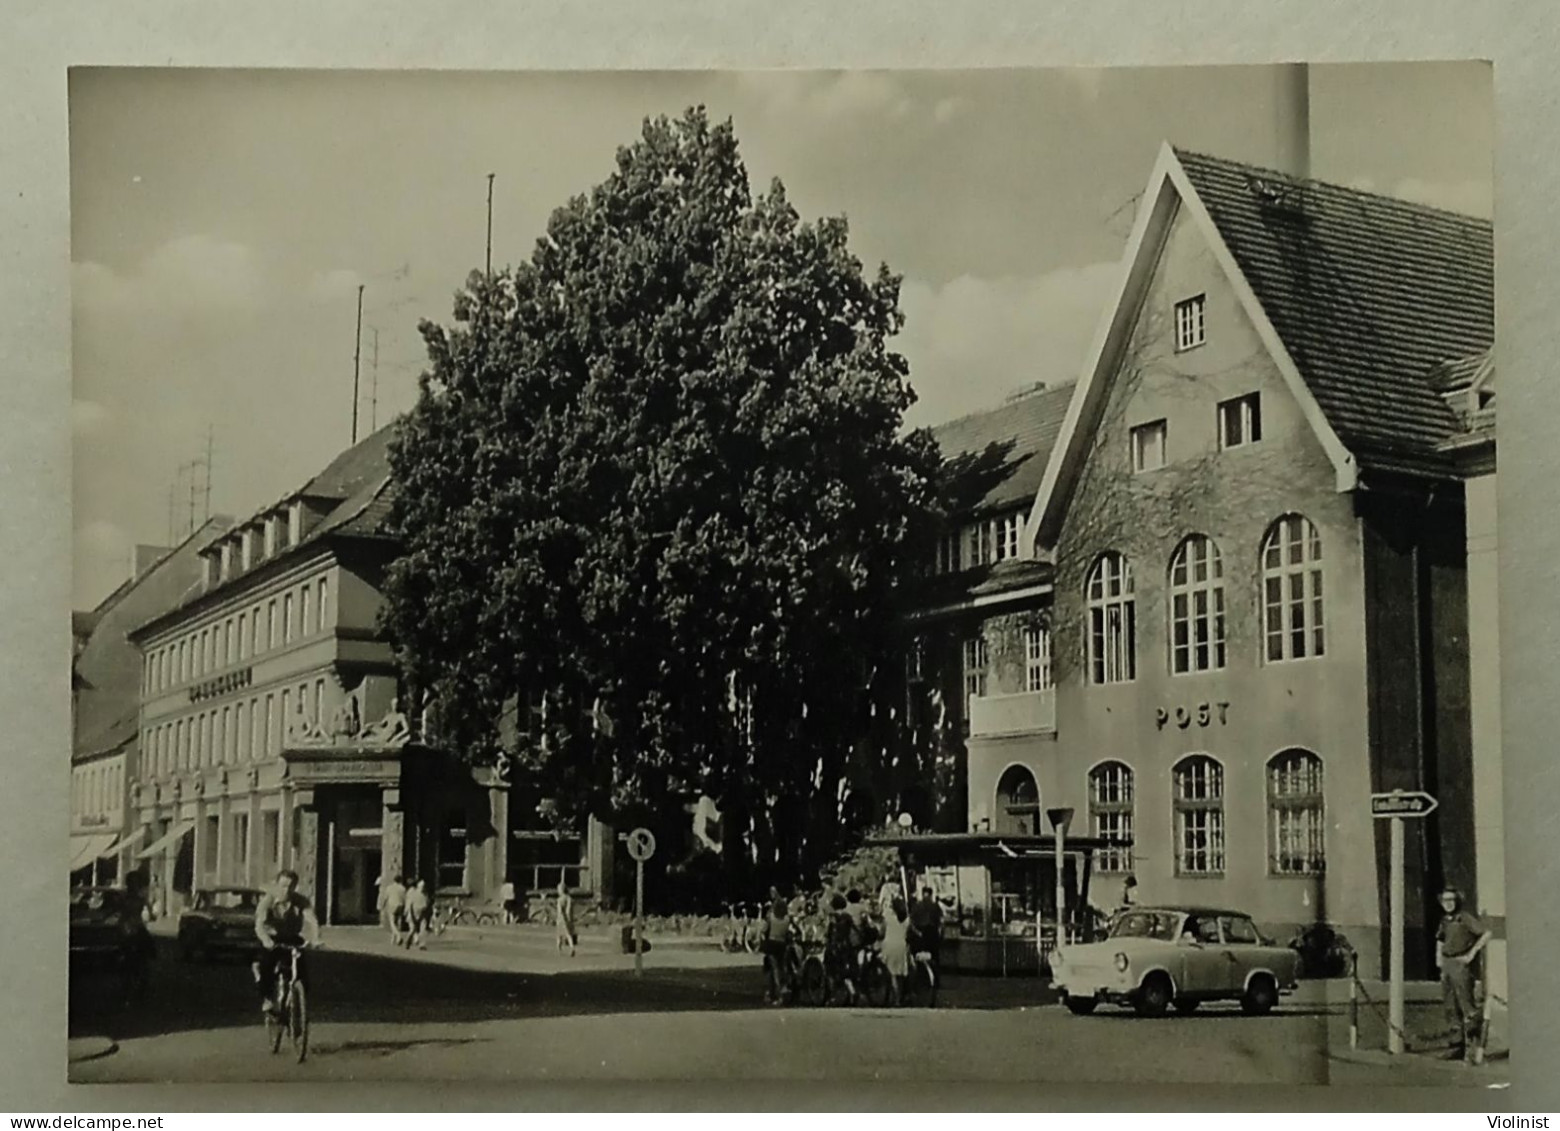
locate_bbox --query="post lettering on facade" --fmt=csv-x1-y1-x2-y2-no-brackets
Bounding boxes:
1155,702,1231,730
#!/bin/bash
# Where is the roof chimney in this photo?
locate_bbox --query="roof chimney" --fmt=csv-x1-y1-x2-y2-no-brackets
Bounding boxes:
1273,63,1311,181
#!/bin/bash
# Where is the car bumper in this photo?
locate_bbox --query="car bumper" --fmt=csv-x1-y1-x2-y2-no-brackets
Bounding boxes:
1051,972,1135,1001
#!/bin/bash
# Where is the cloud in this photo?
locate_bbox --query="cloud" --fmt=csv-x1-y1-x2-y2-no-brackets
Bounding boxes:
734,71,913,122
933,97,967,125
1058,68,1107,104
897,262,1120,428
73,235,264,314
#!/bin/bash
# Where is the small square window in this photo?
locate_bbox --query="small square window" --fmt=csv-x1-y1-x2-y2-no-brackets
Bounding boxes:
1130,420,1167,473
1218,393,1263,449
1175,295,1206,352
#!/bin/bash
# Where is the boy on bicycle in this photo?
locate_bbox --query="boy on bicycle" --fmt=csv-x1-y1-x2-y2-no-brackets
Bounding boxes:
253,869,321,1015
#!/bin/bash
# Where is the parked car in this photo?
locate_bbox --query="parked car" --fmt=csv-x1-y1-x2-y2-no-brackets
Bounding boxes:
1049,905,1301,1017
69,886,143,966
178,886,266,962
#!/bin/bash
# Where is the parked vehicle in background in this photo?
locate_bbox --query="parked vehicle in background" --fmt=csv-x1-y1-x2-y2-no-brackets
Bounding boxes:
178,886,267,962
1050,906,1301,1018
69,885,150,1004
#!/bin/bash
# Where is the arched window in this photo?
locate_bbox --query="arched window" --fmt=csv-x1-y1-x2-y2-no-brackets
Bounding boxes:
1088,762,1134,873
995,764,1040,836
1268,749,1325,875
1168,535,1226,674
1172,755,1225,876
1087,552,1136,684
1262,515,1325,662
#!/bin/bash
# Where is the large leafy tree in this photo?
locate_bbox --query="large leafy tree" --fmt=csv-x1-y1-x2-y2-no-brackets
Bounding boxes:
383,107,941,885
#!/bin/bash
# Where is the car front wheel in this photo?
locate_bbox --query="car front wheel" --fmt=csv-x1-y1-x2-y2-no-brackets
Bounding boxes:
1134,973,1173,1018
1241,974,1278,1016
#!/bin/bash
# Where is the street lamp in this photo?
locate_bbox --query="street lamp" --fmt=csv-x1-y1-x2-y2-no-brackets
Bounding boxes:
1046,807,1074,946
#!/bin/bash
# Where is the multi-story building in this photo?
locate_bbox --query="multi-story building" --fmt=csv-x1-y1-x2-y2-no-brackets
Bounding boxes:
1016,145,1493,978
125,429,609,922
894,383,1072,838
72,528,231,886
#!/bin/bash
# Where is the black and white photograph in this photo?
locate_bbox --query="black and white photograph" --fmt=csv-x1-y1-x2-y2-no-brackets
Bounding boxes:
65,62,1506,1088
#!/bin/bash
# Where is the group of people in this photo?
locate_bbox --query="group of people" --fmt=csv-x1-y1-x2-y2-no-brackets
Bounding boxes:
375,873,433,949
757,878,946,1006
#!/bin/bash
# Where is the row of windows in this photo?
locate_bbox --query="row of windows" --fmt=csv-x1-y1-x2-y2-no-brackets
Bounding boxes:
144,575,332,695
72,763,123,819
957,624,1055,702
143,677,328,778
934,508,1028,575
1127,392,1264,475
1085,750,1325,877
207,503,306,586
1086,513,1325,684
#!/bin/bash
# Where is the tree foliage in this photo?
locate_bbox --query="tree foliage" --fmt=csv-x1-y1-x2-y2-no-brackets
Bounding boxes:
382,108,942,883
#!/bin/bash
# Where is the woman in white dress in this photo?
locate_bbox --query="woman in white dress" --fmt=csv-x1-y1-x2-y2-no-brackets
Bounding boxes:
880,898,911,1006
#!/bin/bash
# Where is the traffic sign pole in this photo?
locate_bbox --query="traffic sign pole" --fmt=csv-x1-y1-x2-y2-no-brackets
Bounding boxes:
1370,787,1437,1056
635,858,644,976
1388,813,1405,1055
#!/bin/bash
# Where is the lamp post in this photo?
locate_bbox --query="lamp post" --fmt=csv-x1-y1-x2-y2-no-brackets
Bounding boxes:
1046,807,1074,947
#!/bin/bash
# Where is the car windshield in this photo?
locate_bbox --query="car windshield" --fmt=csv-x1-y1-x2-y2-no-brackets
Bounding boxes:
202,890,260,911
1108,910,1182,941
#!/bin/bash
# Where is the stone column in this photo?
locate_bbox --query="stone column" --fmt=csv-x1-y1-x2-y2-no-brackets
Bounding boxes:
245,791,261,886
487,782,509,900
278,788,294,873
215,791,229,885
294,792,319,903
380,788,405,884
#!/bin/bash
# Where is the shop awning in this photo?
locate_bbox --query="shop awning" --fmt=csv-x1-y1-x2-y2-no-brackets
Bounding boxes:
100,827,146,859
137,820,195,859
68,833,118,873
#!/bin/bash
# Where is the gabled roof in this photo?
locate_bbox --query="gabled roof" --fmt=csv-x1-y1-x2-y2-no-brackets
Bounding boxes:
930,382,1075,517
129,425,398,640
1030,143,1494,553
1175,149,1492,478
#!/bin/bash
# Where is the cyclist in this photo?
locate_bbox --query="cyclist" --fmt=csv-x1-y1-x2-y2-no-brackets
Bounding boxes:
253,869,321,1015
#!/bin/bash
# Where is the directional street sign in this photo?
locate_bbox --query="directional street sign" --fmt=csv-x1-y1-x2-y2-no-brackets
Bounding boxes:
1370,791,1439,819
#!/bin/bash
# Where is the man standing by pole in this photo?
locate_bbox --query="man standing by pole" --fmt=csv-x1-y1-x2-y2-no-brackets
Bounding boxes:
1436,887,1491,1060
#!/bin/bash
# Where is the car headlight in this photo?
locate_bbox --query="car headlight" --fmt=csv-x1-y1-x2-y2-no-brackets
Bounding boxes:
1113,952,1130,973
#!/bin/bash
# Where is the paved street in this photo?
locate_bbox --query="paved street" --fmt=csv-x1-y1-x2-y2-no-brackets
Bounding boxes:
66,926,1504,1087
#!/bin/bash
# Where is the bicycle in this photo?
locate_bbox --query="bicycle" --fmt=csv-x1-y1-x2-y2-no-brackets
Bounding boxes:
263,944,310,1064
902,948,939,1008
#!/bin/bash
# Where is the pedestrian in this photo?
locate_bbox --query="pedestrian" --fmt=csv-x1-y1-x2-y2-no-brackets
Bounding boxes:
555,880,577,957
909,886,944,971
880,898,911,1006
759,897,792,1004
377,873,408,946
1435,887,1492,1059
1119,873,1139,912
876,875,903,918
500,878,518,924
404,878,432,949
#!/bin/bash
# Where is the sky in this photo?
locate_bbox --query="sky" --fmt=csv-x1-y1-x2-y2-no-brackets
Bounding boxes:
69,63,1493,610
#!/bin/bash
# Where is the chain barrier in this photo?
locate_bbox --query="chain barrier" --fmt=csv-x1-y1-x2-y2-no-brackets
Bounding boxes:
1347,958,1507,1066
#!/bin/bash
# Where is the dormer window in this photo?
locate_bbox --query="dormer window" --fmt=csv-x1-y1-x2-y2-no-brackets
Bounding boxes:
288,501,303,547
240,528,255,570
219,541,234,580
263,516,278,558
202,553,218,588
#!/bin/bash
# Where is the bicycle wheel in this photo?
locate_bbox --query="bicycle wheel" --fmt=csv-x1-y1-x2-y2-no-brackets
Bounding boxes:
862,957,894,1007
799,956,828,1007
477,911,499,927
289,981,309,1063
267,976,286,1055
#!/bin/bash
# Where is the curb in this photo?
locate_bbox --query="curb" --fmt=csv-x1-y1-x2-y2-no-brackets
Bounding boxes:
67,1037,119,1064
1327,1045,1509,1081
